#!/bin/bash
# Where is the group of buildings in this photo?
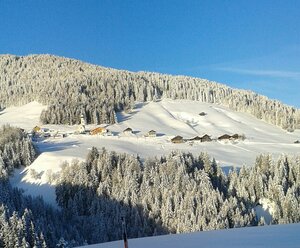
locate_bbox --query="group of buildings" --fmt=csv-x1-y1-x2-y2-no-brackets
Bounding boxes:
171,133,245,144
32,114,245,144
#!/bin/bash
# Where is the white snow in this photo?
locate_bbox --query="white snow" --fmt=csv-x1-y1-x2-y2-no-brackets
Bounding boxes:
1,99,300,206
80,223,300,248
0,101,46,131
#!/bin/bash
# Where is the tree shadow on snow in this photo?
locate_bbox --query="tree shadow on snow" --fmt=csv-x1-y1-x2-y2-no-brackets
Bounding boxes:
156,133,165,137
115,102,149,123
35,140,81,153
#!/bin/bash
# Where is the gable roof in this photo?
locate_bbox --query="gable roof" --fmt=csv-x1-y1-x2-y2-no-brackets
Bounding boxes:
171,135,184,143
90,127,107,135
189,136,202,141
201,134,212,141
218,134,231,140
231,134,239,139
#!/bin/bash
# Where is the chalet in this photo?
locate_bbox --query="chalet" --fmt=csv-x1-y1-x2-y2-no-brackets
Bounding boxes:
123,127,133,134
32,126,50,136
146,130,157,137
189,136,202,142
171,135,184,144
33,126,41,133
90,127,108,135
231,134,239,140
201,134,212,142
218,134,232,141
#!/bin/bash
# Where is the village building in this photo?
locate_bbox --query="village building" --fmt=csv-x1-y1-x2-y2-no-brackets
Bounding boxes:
189,134,212,142
171,135,184,144
33,126,41,133
78,125,85,134
42,133,51,138
146,130,157,137
201,134,212,142
123,127,133,134
189,136,202,142
32,126,51,138
231,134,240,140
90,127,108,135
77,114,86,134
218,134,232,141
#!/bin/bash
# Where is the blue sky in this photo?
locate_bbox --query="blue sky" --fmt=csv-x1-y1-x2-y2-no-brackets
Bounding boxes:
0,0,299,107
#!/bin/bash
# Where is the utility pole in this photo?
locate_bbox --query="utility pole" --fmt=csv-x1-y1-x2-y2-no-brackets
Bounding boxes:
121,216,129,248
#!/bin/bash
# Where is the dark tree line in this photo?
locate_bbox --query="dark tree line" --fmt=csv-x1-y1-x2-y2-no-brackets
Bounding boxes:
0,125,36,174
0,54,299,130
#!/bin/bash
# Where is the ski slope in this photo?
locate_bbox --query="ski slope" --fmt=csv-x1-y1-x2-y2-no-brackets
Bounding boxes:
81,223,300,248
1,100,300,206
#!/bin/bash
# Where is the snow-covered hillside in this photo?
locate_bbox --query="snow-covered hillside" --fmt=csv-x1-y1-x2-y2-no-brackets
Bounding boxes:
1,99,300,206
81,223,300,248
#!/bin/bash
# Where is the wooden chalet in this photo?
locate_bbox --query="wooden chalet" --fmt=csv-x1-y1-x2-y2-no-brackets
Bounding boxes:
189,136,202,142
171,135,184,144
146,130,157,137
90,127,107,135
201,134,212,142
231,134,239,140
123,127,133,134
33,126,41,133
218,134,232,141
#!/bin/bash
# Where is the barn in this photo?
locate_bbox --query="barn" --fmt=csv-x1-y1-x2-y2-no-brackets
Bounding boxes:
201,134,212,142
171,135,184,143
146,130,157,137
218,134,232,141
189,136,202,142
123,127,133,134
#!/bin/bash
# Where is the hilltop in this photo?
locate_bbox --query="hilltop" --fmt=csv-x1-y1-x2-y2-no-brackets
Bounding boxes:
0,54,299,131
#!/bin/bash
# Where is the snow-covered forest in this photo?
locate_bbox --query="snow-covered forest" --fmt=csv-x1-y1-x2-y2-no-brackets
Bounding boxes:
0,54,299,131
0,126,82,247
0,125,36,173
55,148,300,245
1,128,300,247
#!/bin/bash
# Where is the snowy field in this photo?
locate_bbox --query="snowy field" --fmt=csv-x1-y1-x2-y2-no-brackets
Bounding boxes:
1,100,300,206
81,223,300,248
